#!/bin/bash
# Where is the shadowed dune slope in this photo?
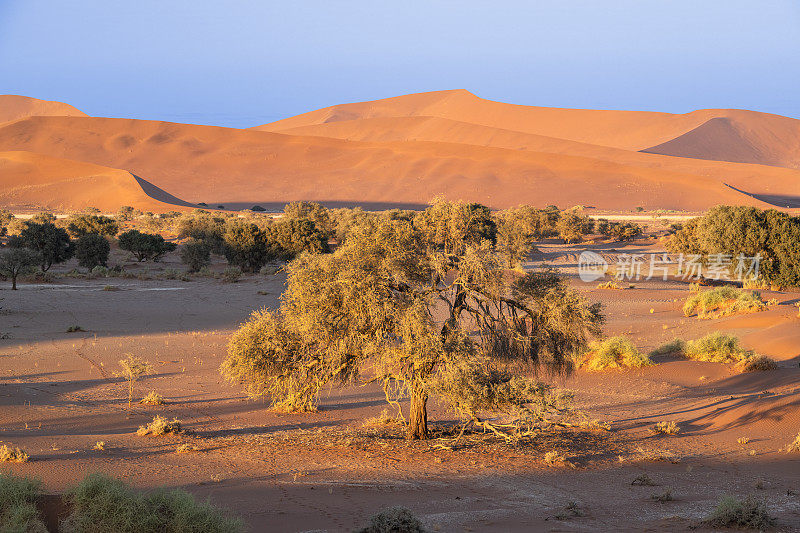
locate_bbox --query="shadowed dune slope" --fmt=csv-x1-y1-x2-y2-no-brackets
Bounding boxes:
642,110,800,169
0,151,191,212
0,94,87,124
258,90,800,168
0,115,790,211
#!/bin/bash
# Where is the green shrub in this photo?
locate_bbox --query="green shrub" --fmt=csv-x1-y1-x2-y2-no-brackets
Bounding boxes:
8,221,73,271
737,354,779,372
0,248,39,290
597,220,642,241
555,210,593,243
684,332,753,364
650,339,686,356
118,230,177,262
66,214,119,238
683,286,767,319
75,233,111,270
668,205,800,287
222,266,242,283
355,507,427,533
703,495,774,530
581,337,653,371
0,473,47,533
222,221,273,273
268,218,330,258
176,215,226,255
61,474,242,533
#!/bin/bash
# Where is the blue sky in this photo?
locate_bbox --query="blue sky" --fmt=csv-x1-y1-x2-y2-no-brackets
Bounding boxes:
1,1,798,127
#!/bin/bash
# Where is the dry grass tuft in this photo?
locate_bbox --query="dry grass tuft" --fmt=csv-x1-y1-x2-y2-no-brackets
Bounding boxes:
139,391,164,405
0,445,29,463
631,473,657,486
596,281,632,290
355,506,427,533
93,441,105,451
175,443,199,454
684,332,777,372
651,421,680,435
362,409,404,429
651,489,674,502
737,437,751,445
581,337,653,371
683,286,767,319
736,354,779,372
785,432,800,453
136,415,183,437
704,495,775,530
649,338,685,356
554,501,585,520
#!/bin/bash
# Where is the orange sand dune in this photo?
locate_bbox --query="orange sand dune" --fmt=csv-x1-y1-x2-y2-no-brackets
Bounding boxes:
0,95,87,124
0,151,191,212
0,115,789,211
270,114,800,190
257,90,800,168
642,110,800,169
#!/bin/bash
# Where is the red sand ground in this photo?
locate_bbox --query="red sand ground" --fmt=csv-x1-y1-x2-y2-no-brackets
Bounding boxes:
1,239,799,531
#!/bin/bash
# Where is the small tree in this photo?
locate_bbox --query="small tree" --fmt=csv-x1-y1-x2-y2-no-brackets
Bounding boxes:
268,218,330,258
222,200,602,440
116,354,152,409
74,234,110,270
66,214,119,238
0,248,40,289
556,211,593,244
118,230,177,262
8,222,73,271
180,239,211,272
223,221,273,273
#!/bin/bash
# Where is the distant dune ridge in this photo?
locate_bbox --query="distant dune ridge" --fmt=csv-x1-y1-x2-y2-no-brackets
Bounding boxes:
0,151,188,212
0,94,87,125
1,91,800,212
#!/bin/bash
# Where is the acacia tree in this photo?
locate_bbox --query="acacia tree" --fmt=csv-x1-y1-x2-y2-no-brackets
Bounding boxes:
8,222,73,271
222,200,602,440
0,248,40,289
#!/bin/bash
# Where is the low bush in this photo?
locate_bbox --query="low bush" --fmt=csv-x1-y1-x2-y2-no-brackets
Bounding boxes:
66,214,119,238
222,266,242,283
737,354,779,372
75,233,110,270
650,339,685,356
685,332,777,372
0,445,29,463
137,416,182,436
180,239,212,273
0,473,46,532
652,421,680,435
61,473,242,533
785,432,800,453
703,495,774,530
683,286,767,319
139,391,165,406
581,337,653,371
684,332,752,364
118,230,177,262
355,506,427,533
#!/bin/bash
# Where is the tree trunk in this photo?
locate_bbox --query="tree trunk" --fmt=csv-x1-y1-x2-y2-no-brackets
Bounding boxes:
406,387,429,440
11,274,17,290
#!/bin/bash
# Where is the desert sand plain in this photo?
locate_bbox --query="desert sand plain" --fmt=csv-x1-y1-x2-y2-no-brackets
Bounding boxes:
0,235,799,532
1,91,800,531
